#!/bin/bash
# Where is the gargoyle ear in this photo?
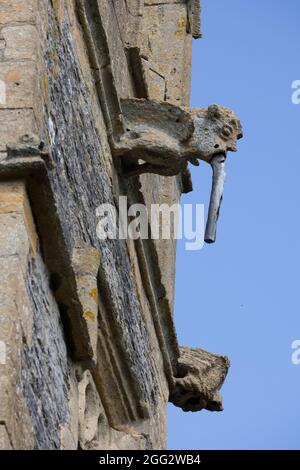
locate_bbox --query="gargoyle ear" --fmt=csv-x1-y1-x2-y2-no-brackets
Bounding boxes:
207,104,221,121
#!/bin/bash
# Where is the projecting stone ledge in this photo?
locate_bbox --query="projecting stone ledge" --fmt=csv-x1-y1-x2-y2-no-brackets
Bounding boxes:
170,347,230,412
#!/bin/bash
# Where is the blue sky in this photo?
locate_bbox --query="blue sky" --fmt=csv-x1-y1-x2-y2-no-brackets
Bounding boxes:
168,0,300,450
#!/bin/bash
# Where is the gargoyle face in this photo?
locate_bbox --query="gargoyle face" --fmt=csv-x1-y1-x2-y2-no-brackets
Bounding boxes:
191,104,243,163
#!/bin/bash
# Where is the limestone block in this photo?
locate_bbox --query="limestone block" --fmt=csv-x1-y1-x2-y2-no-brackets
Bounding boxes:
96,0,135,96
145,0,179,4
142,3,189,102
170,346,230,412
141,59,166,100
1,25,37,61
60,368,79,450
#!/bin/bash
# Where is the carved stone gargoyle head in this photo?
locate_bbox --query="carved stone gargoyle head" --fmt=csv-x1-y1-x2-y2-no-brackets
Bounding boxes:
170,346,230,412
188,104,243,165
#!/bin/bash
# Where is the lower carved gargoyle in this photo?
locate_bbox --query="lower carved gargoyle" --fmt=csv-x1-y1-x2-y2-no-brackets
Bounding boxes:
113,98,243,243
170,346,230,412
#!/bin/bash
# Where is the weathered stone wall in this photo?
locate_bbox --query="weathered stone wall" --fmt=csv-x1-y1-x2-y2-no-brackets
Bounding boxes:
0,0,229,451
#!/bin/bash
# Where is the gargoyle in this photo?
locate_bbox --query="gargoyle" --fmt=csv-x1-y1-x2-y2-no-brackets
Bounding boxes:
170,346,230,412
113,98,243,242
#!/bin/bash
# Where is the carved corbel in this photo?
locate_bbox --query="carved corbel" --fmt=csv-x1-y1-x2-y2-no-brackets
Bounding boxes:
187,0,202,39
78,370,103,450
170,347,230,412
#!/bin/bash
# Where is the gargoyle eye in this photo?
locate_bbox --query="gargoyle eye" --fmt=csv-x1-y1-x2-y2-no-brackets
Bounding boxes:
221,125,233,138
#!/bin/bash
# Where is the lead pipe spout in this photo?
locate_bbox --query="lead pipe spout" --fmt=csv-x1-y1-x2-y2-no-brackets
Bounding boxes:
204,153,227,244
